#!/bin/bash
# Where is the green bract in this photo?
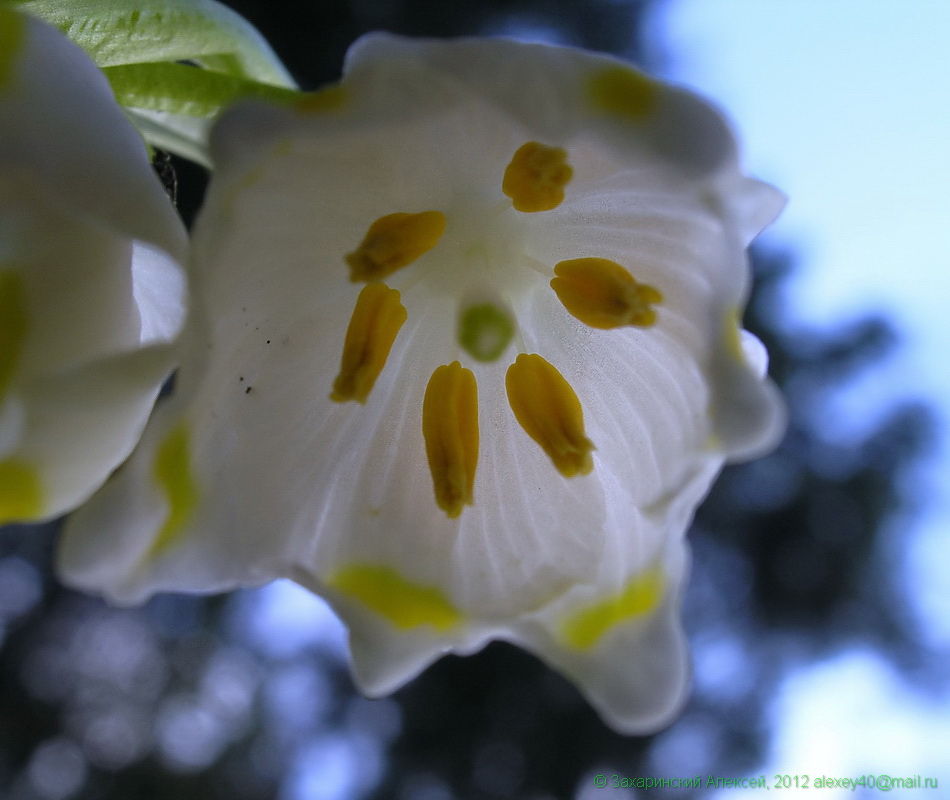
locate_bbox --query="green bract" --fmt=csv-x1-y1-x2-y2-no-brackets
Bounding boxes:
13,0,298,164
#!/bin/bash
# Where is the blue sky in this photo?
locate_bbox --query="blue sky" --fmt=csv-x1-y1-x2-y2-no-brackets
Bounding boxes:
648,0,950,320
646,0,950,787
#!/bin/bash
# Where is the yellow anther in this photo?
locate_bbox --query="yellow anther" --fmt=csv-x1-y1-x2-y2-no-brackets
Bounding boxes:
328,564,462,631
561,567,665,650
502,141,573,212
505,353,594,478
588,65,659,120
0,269,28,403
345,211,446,282
294,84,347,114
0,7,26,91
551,257,662,329
422,361,478,518
331,282,407,404
0,458,42,524
149,423,199,558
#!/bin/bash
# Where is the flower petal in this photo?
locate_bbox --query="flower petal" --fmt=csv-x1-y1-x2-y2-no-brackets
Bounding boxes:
0,10,186,260
481,525,692,733
59,34,784,733
0,10,187,523
344,33,739,177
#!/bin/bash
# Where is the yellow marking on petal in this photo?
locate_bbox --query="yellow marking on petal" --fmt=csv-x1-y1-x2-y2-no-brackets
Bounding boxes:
723,307,746,363
345,211,446,282
561,567,665,650
294,84,347,114
588,64,659,120
0,8,26,91
0,269,28,404
458,302,515,362
423,361,478,518
0,458,43,523
551,257,662,329
328,564,462,631
330,283,407,404
149,423,199,558
502,141,573,212
505,354,594,478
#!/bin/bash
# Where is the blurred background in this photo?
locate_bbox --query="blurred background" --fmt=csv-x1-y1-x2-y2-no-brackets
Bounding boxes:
2,0,948,797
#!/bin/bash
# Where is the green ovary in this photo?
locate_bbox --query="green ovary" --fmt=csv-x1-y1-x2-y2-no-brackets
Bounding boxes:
458,303,515,362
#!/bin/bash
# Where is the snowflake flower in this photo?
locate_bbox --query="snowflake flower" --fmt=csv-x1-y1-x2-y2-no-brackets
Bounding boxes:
0,8,187,525
60,34,784,732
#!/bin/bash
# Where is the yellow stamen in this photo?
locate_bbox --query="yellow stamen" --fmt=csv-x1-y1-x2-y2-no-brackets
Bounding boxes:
0,8,26,91
0,269,28,403
328,563,462,631
149,423,199,558
551,257,662,329
502,141,573,212
345,211,446,282
0,458,42,523
505,353,594,477
422,361,478,518
588,65,658,120
561,567,665,650
331,283,407,403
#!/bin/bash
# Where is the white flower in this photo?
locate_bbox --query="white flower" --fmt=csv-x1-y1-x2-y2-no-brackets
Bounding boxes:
0,8,187,525
60,34,784,733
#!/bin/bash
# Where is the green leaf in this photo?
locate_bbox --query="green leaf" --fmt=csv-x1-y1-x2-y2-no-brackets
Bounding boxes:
105,63,303,165
16,0,295,87
105,61,299,116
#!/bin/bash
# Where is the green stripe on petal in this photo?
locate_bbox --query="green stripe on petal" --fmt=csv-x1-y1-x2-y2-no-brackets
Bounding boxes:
329,565,462,631
560,568,665,650
103,62,301,119
149,422,199,558
0,6,27,90
722,307,746,363
0,458,43,523
0,269,28,404
588,64,658,120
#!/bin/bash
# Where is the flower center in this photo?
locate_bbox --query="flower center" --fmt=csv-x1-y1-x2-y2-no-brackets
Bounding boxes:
331,140,664,518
